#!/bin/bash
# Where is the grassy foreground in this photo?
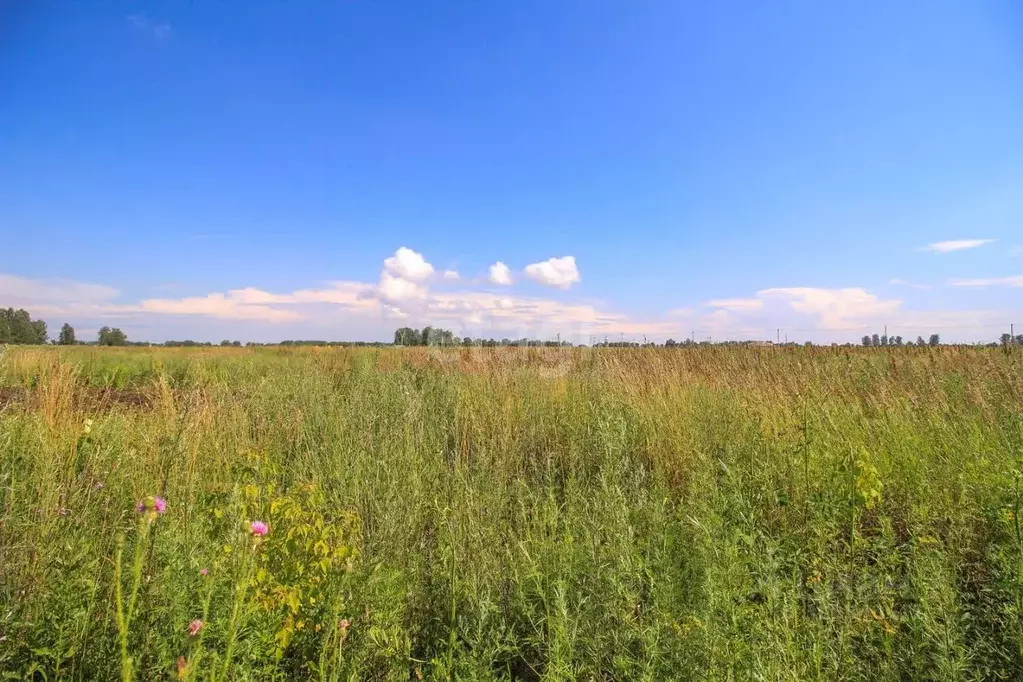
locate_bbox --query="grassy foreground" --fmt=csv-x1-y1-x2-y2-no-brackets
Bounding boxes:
1,344,1022,680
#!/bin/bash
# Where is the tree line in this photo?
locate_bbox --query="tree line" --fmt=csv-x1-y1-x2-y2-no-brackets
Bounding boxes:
1,308,1019,348
861,333,937,347
393,326,572,347
0,308,131,346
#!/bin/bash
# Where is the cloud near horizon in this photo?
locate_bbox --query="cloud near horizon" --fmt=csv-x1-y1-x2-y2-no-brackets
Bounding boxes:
2,247,1019,344
949,275,1023,288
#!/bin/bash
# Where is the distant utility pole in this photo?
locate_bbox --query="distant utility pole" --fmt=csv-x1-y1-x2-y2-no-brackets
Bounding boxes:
777,328,780,344
1012,323,1015,345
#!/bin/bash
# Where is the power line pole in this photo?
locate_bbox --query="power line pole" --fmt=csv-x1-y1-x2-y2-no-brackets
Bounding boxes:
777,328,780,344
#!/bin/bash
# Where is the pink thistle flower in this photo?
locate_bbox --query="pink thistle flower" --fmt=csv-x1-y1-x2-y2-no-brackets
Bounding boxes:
249,520,268,537
136,495,167,515
188,619,203,637
200,568,209,577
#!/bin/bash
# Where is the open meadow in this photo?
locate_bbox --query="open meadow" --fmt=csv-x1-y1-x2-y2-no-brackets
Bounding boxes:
1,344,1022,680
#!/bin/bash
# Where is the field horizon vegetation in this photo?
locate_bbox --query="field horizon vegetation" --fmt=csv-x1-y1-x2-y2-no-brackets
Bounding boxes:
3,307,1023,350
2,339,1023,680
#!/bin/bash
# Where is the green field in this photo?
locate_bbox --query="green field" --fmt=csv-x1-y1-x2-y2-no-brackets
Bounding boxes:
1,345,1022,680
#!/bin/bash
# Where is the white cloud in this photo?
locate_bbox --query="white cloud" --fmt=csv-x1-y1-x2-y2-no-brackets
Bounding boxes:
377,271,428,301
524,256,581,289
6,244,1021,345
705,298,764,312
139,293,303,322
383,247,435,281
489,262,513,286
758,287,902,328
949,275,1023,288
923,239,995,253
0,274,119,305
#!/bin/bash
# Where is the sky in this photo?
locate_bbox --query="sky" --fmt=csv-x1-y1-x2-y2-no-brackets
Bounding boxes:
2,1,1022,344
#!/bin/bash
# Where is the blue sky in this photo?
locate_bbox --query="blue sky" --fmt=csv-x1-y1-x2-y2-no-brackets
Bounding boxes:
2,1,1021,343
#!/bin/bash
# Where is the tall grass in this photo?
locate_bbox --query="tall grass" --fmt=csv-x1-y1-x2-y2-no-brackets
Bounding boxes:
1,344,1021,680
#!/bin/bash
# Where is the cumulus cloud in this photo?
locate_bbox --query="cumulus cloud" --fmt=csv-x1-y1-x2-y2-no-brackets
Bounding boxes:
383,247,435,281
524,256,581,289
923,239,994,253
705,298,764,312
489,262,513,286
949,275,1023,288
758,287,902,329
6,243,1021,345
378,271,428,301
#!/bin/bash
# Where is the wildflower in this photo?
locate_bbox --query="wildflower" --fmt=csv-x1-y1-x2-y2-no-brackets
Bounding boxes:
188,619,203,637
83,418,93,435
200,568,209,577
250,520,268,537
136,495,167,518
93,481,105,490
57,507,70,517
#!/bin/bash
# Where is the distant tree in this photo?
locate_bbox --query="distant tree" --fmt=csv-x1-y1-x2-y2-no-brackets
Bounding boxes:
893,336,903,347
1001,333,1012,348
1017,334,1023,345
928,333,940,347
916,336,926,346
31,319,47,344
871,333,880,347
393,327,419,346
58,323,76,345
861,335,872,347
0,308,47,344
665,338,677,348
98,326,128,346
